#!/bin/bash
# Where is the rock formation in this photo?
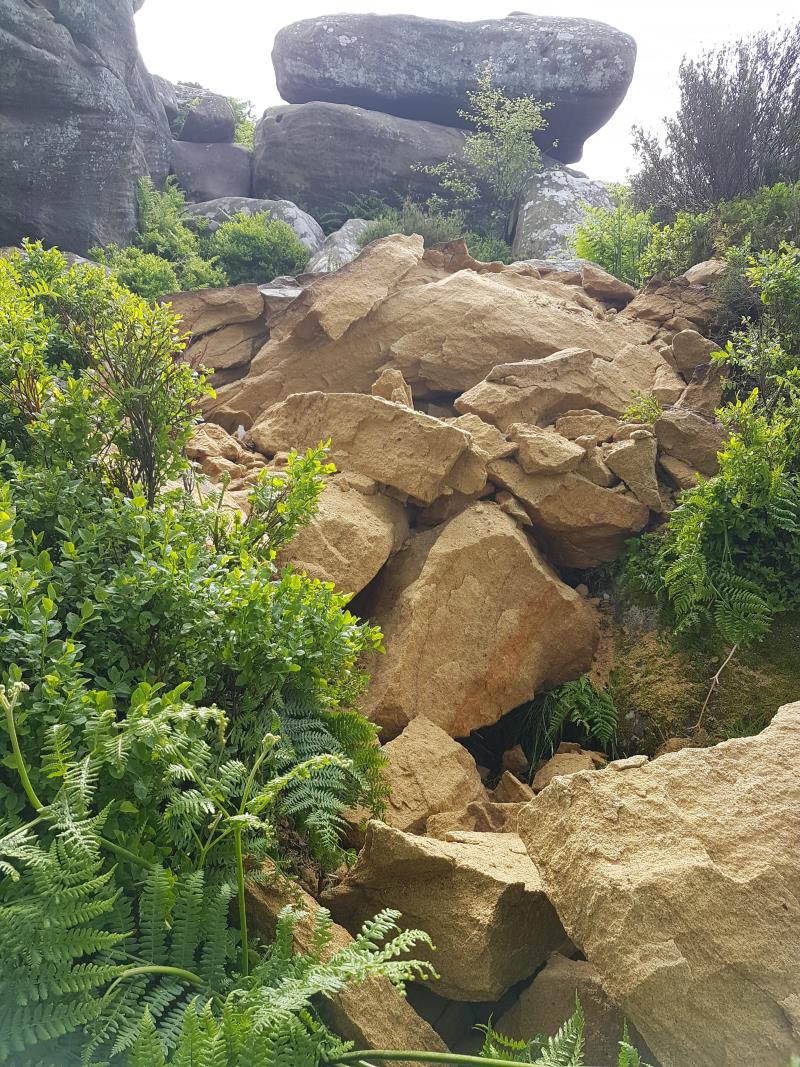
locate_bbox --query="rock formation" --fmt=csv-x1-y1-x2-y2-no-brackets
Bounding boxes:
272,13,636,164
512,163,613,260
0,0,170,252
518,703,800,1067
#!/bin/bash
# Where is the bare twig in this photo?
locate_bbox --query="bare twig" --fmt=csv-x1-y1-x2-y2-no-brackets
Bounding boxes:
693,643,738,731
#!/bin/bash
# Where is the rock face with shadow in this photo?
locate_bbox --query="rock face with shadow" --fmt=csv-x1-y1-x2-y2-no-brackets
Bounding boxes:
0,0,170,252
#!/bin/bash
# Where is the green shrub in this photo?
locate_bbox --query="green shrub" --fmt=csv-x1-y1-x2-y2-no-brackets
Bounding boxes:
638,210,713,279
464,231,515,263
572,186,655,287
358,197,466,249
229,96,255,149
318,190,399,235
209,211,310,284
89,245,179,302
623,392,664,424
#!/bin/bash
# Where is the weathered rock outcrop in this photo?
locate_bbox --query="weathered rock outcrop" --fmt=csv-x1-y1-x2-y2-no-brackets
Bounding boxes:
272,13,636,164
323,823,569,1001
0,0,170,252
165,283,267,378
512,163,613,260
253,102,466,220
518,704,800,1067
307,219,371,273
174,87,235,143
170,141,252,202
358,503,598,738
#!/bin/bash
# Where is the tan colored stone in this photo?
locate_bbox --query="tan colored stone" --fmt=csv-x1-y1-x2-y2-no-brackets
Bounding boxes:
531,750,599,792
208,235,690,428
359,503,597,738
682,257,727,285
497,953,653,1066
450,414,516,462
165,283,265,335
276,477,408,594
372,367,414,407
654,409,727,476
425,801,524,838
518,703,800,1067
187,422,250,465
493,769,534,803
190,318,266,372
455,347,684,432
604,435,662,510
246,872,447,1066
246,391,483,505
671,329,718,378
675,362,723,418
494,490,533,526
322,823,568,1001
577,446,618,488
508,423,586,475
580,263,636,307
622,276,720,336
381,717,487,834
415,486,492,527
555,409,622,444
487,461,649,568
658,454,699,492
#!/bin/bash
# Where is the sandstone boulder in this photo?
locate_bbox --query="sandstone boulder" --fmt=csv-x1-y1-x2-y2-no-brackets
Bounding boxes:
170,141,252,202
682,258,727,286
246,391,484,505
671,329,718,378
531,749,600,792
487,461,649,567
604,433,662,510
509,424,585,475
497,953,652,1066
654,409,727,476
512,162,613,261
518,703,800,1067
359,503,597,738
276,476,408,594
658,453,699,492
425,801,524,838
675,362,723,418
379,717,487,834
580,263,637,308
272,13,636,164
493,769,534,803
372,368,414,407
449,415,516,463
167,283,267,377
323,823,569,1001
246,873,448,1066
253,102,466,220
623,276,720,336
184,196,324,250
307,219,371,273
0,0,170,253
555,410,622,444
455,347,684,432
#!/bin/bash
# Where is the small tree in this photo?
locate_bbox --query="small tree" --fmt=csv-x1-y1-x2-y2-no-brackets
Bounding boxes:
420,63,549,236
572,185,656,287
631,23,800,218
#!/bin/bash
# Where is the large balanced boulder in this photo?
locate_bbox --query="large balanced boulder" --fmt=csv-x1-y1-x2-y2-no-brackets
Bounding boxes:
358,502,598,738
247,873,448,1066
272,13,636,164
518,703,800,1067
0,0,171,252
323,823,569,1001
253,102,466,221
512,162,613,260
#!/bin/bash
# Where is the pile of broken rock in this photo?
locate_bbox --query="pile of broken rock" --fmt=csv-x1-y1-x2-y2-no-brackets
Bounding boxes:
176,237,799,1067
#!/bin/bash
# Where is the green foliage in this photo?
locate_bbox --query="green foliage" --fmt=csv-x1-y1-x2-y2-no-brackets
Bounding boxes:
317,191,400,236
208,211,310,285
631,23,800,217
747,242,800,354
229,97,256,149
622,392,663,424
523,677,618,766
572,186,655,287
89,246,180,302
358,198,467,249
463,231,515,264
419,62,549,236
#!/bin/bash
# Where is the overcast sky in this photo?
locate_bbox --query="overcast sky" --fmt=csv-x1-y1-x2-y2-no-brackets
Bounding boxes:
136,1,794,183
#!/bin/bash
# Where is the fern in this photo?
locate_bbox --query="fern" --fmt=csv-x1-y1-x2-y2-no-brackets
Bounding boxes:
524,677,618,766
478,1001,584,1064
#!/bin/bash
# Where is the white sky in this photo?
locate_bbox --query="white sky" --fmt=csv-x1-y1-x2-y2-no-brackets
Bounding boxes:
136,1,794,183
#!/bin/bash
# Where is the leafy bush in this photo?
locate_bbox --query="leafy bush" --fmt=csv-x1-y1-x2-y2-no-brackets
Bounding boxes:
209,211,311,284
229,96,256,149
419,62,549,237
358,198,466,249
572,186,655,287
623,392,663,424
464,231,515,263
89,245,179,302
631,23,800,217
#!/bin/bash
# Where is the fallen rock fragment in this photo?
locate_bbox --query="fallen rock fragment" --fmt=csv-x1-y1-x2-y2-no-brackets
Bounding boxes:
323,823,569,1001
604,433,662,510
654,409,727,476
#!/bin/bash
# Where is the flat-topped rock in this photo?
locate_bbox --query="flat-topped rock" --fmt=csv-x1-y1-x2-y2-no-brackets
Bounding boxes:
272,13,636,164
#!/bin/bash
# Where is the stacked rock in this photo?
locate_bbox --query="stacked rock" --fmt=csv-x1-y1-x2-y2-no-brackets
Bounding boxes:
257,13,636,228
